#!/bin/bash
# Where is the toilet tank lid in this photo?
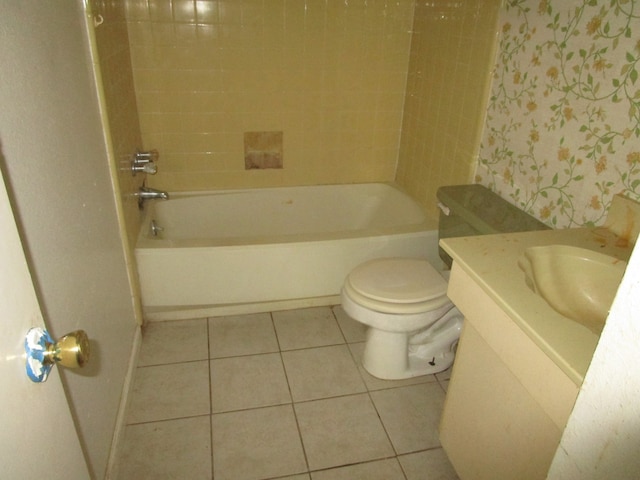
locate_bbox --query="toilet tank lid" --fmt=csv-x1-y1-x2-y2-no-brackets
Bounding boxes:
436,184,550,234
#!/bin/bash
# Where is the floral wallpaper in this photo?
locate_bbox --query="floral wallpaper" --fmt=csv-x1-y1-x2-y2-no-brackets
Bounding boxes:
476,0,640,228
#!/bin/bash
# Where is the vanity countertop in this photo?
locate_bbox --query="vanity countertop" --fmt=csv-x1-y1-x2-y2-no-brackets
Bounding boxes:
440,226,633,385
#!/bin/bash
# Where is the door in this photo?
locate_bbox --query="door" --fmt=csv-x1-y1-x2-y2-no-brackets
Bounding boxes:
0,165,89,477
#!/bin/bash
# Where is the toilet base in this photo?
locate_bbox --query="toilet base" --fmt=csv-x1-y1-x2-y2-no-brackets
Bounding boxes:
361,309,463,380
362,331,457,380
408,340,457,377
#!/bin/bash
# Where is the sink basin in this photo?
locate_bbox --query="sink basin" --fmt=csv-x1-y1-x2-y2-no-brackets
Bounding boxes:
518,245,627,333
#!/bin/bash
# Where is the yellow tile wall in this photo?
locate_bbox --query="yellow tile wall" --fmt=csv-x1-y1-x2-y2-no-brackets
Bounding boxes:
87,0,146,321
396,0,501,218
125,0,415,191
89,0,145,249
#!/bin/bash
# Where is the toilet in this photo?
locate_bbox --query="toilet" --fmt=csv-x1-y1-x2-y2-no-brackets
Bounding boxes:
341,184,550,380
342,257,463,379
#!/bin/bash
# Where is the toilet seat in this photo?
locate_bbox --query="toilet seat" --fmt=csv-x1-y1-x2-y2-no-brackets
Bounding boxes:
344,258,450,314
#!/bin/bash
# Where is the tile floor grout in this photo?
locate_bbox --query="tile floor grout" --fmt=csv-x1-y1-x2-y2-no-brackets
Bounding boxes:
115,306,459,479
206,318,215,480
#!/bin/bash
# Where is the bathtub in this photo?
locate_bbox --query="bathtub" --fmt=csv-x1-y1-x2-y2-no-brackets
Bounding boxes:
135,182,439,320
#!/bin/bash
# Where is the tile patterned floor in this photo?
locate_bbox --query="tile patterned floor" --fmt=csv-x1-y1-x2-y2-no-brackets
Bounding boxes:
114,306,459,480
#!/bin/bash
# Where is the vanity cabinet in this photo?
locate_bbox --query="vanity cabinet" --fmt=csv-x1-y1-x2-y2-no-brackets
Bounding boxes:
439,263,579,480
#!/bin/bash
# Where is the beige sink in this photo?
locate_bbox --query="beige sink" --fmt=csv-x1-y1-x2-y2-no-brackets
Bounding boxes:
518,245,627,334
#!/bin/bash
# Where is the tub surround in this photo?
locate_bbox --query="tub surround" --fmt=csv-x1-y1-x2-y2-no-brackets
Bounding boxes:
397,0,501,219
126,1,415,191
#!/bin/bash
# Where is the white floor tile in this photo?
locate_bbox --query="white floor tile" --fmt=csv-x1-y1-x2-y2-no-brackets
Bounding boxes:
273,307,345,350
282,345,366,401
310,458,405,480
116,416,212,480
295,394,395,471
122,308,456,480
211,353,291,413
398,449,460,480
126,361,210,424
138,318,208,366
212,405,307,480
370,383,445,454
209,312,279,358
436,366,453,382
332,305,367,343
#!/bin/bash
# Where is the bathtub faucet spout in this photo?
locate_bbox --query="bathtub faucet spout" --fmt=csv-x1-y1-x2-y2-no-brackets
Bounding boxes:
136,185,169,209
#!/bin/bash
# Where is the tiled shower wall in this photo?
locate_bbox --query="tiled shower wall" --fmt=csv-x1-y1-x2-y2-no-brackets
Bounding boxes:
89,0,144,251
395,0,501,219
124,0,415,191
88,0,146,322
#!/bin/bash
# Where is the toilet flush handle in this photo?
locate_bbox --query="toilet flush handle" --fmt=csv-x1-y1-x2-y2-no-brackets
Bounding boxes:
437,201,451,216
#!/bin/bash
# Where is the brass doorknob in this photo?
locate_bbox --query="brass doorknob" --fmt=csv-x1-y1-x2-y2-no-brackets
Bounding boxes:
46,330,90,369
25,328,91,382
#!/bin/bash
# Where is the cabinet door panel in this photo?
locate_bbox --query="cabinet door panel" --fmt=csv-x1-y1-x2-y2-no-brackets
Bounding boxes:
440,323,560,480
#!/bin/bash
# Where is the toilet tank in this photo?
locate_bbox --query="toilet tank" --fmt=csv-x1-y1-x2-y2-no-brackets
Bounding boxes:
436,185,549,268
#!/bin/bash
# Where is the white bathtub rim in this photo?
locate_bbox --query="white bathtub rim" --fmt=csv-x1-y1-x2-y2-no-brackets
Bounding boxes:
137,182,437,249
137,221,436,249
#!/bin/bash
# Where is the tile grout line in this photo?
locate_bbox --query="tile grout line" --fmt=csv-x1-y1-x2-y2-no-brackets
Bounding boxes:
334,306,411,478
206,317,215,480
337,304,429,480
125,412,212,428
271,311,312,477
338,305,404,467
124,308,458,479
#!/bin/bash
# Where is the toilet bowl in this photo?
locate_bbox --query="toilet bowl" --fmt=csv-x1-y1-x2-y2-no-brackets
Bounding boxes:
341,257,463,380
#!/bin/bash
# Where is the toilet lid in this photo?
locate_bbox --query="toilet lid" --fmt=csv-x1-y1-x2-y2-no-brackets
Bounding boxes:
346,258,448,304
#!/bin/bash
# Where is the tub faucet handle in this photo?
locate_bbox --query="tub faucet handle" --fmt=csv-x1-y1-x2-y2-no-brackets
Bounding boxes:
132,161,157,175
132,149,159,176
134,149,159,163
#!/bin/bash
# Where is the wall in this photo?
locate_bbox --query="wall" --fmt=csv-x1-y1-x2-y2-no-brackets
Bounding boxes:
477,0,640,228
87,0,146,322
124,0,415,191
396,0,501,218
547,237,640,478
88,0,145,252
0,1,138,477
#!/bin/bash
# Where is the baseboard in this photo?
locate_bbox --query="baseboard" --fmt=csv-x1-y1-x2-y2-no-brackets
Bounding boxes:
143,295,343,321
104,325,142,479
